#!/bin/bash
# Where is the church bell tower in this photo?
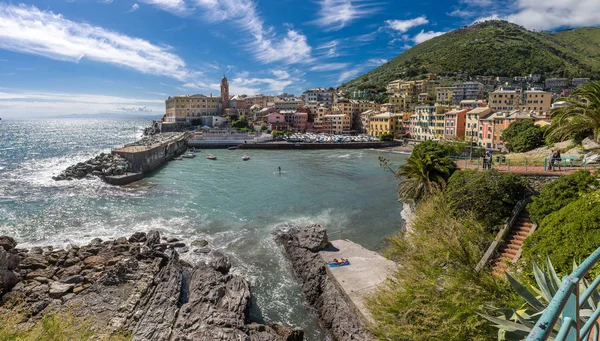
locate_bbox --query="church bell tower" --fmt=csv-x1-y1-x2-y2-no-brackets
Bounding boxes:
220,75,229,109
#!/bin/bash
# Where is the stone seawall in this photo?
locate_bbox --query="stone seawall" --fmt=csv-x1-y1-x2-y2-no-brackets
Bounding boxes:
113,133,188,174
187,140,402,150
274,225,372,341
0,232,303,341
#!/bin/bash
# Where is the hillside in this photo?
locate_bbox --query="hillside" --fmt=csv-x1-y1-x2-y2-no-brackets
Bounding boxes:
342,20,600,91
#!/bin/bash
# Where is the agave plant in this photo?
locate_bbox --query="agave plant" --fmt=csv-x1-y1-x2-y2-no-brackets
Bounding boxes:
478,255,600,341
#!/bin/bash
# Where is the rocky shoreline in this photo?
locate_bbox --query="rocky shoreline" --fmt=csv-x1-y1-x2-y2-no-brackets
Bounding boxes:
0,232,303,341
274,225,372,341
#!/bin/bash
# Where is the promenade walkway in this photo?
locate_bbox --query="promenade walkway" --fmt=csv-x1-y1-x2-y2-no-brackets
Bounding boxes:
319,239,397,324
455,158,600,176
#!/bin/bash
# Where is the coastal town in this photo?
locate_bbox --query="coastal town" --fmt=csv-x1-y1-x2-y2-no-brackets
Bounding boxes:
160,74,589,151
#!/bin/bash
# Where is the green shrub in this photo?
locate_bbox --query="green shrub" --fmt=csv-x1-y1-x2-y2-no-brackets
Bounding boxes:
367,195,516,341
378,133,394,141
501,119,545,152
0,308,130,341
527,170,600,224
444,169,530,233
523,190,600,274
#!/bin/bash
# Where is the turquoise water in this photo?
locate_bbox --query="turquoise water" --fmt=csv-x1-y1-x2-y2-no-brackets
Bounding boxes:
0,119,408,340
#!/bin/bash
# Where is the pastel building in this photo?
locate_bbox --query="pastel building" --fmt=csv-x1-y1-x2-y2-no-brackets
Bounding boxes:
453,82,484,105
435,86,453,104
369,112,399,137
323,113,351,134
443,109,468,140
465,107,492,144
266,112,289,131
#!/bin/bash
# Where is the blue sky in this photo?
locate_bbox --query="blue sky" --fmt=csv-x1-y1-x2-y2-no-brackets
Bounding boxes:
0,0,598,117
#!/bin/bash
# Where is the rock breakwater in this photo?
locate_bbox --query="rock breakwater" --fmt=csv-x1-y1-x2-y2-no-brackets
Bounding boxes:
274,225,371,341
52,152,132,181
0,231,303,341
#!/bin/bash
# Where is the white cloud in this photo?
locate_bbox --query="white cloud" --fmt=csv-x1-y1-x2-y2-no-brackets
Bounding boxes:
0,4,197,81
413,30,446,44
470,0,600,31
310,63,350,72
338,69,361,83
138,0,189,16
316,40,339,58
0,89,164,117
311,0,380,31
447,9,475,18
188,0,313,65
365,58,387,67
128,3,140,12
384,16,429,33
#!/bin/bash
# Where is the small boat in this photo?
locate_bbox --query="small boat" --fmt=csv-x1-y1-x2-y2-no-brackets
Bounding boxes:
182,153,196,158
206,154,217,160
242,155,250,161
173,156,183,160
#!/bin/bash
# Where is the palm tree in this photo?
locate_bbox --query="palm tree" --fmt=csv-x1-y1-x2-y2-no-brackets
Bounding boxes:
548,81,600,142
396,148,456,202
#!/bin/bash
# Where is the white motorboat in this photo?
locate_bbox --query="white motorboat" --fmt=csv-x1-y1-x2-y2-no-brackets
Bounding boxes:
206,154,217,160
182,153,196,158
242,155,250,161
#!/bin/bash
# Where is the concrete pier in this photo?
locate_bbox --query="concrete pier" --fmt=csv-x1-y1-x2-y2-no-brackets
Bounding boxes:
319,239,397,324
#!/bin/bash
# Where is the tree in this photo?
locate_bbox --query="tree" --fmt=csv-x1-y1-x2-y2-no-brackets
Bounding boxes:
395,141,456,203
232,117,249,129
378,133,393,141
260,124,268,132
500,119,545,152
444,170,530,232
548,81,600,142
523,190,600,274
527,170,600,224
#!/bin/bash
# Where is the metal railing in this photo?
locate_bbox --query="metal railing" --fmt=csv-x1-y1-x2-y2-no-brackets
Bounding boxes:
455,157,600,174
526,246,600,341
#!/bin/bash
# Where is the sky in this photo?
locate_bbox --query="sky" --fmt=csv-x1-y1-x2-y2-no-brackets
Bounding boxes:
0,0,599,117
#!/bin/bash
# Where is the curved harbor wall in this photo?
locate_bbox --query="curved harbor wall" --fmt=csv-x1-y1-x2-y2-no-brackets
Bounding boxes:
187,140,402,149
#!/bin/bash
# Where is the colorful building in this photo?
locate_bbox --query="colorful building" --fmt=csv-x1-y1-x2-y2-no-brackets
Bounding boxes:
443,109,468,140
465,107,491,145
369,112,399,137
323,113,351,134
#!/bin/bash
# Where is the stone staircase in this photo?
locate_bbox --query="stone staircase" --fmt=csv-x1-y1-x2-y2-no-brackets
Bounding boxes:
491,210,535,277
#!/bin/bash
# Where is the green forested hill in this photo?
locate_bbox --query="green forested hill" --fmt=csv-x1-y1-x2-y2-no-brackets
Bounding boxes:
341,20,600,91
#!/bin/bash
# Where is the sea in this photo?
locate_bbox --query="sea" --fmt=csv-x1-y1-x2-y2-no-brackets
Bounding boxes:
0,118,408,340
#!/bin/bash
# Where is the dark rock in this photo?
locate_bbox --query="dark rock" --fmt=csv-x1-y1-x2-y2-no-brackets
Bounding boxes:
128,232,147,243
193,247,211,254
20,256,48,270
49,282,74,298
59,265,82,278
114,237,128,245
166,237,179,243
191,239,208,247
208,250,231,274
89,238,103,246
97,258,138,286
60,275,84,284
145,230,160,247
63,257,80,267
0,236,17,251
3,252,20,271
26,268,54,280
269,324,304,341
0,269,19,294
29,247,43,254
296,224,328,252
131,254,182,340
167,242,186,249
